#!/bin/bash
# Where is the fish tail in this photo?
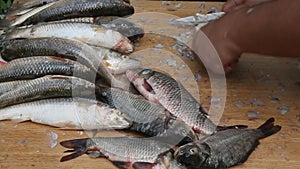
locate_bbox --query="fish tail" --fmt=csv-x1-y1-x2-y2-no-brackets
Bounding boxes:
257,117,281,139
216,124,248,131
60,138,89,162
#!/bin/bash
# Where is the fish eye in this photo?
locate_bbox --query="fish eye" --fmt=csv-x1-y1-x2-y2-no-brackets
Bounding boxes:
189,147,198,154
181,129,187,135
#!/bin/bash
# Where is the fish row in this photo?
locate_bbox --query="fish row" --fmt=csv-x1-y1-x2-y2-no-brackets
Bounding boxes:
60,117,281,169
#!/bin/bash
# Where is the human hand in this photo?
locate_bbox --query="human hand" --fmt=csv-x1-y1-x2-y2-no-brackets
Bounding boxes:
192,16,242,74
222,0,273,12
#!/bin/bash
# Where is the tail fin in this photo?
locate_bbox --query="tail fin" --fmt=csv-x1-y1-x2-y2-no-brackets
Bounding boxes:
60,138,89,162
217,124,248,132
257,117,281,139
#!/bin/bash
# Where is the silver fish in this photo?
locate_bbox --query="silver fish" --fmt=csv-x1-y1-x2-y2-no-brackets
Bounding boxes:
60,136,177,169
0,56,96,82
0,98,131,130
126,69,246,135
56,16,144,42
98,87,197,145
19,0,134,26
175,118,281,169
4,22,133,54
126,68,217,135
0,75,101,108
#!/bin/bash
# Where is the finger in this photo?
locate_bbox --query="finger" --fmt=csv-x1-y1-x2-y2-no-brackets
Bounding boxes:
222,0,245,12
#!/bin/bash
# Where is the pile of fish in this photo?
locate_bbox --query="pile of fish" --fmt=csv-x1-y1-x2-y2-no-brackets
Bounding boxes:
0,1,282,169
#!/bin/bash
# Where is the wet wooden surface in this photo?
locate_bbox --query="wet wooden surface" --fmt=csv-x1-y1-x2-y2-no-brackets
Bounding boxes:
0,0,299,169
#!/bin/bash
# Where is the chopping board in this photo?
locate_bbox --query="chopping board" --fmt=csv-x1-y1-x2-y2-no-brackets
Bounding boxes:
0,0,299,169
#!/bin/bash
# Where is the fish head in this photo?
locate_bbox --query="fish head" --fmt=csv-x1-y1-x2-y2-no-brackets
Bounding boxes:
126,68,158,103
166,118,198,146
104,54,141,75
175,142,210,168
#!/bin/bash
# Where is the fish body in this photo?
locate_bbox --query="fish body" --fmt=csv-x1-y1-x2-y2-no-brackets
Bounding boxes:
60,136,175,168
0,98,130,130
98,87,197,145
0,80,29,95
4,22,133,54
175,118,281,169
57,16,144,42
0,56,95,82
126,68,217,135
0,75,101,108
18,0,134,26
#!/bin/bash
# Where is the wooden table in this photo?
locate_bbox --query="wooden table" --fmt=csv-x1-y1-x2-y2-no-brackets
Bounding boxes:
0,0,299,169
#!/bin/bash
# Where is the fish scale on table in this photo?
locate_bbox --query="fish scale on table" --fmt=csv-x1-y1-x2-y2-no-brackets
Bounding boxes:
126,68,247,135
1,0,135,27
2,22,133,54
0,97,131,130
98,87,197,145
0,56,96,82
0,75,102,109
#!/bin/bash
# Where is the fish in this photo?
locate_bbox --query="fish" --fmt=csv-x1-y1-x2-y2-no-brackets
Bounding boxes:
3,22,133,54
0,97,131,130
55,16,144,42
0,56,96,83
98,87,197,145
126,69,246,135
0,37,140,75
0,75,102,108
60,136,181,169
2,0,134,27
174,117,281,169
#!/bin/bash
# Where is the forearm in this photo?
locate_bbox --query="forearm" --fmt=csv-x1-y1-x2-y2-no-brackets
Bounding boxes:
204,0,300,58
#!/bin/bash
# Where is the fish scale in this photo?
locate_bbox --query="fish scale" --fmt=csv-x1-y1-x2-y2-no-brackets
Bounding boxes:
0,75,100,108
0,56,95,82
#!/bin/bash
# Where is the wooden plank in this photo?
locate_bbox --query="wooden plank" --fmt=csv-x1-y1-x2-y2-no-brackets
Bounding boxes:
1,1,300,169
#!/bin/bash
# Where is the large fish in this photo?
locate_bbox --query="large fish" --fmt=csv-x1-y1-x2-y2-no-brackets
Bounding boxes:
0,37,140,75
2,0,134,27
60,137,186,169
98,87,197,145
175,118,281,169
58,16,144,42
0,75,101,108
126,69,245,135
0,98,131,130
3,22,133,54
0,56,96,82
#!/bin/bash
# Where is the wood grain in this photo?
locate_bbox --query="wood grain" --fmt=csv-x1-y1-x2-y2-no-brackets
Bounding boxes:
0,0,299,169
